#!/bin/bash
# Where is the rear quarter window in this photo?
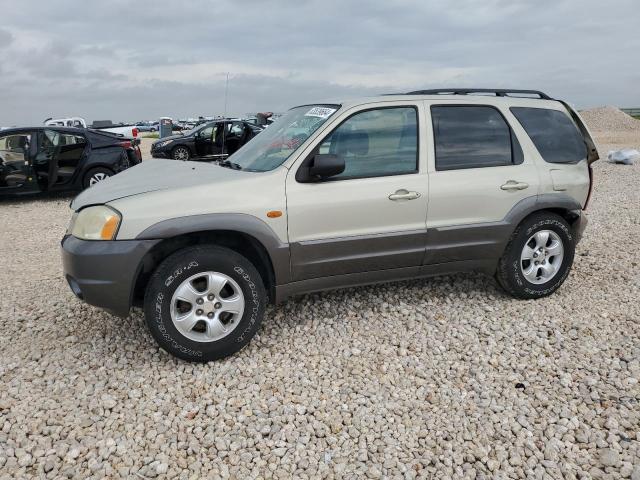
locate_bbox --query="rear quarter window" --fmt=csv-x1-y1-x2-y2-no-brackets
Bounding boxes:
510,107,587,164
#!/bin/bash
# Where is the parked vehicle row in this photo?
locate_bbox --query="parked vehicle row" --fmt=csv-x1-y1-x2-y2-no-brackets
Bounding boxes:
61,89,599,362
0,126,141,195
45,117,141,139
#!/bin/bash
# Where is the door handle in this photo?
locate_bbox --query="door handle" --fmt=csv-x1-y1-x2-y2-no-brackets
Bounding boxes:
500,180,529,191
388,189,421,201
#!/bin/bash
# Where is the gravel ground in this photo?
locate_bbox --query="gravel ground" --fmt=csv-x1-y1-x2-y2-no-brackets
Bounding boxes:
0,130,639,479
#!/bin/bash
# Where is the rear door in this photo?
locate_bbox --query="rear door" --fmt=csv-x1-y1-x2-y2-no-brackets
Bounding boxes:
424,102,541,263
0,131,36,191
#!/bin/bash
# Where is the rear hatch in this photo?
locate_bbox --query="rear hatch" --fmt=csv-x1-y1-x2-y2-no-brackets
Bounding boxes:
559,101,599,209
560,101,599,164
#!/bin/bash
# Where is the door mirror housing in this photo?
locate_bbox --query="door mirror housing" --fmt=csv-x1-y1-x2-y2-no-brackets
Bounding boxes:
299,154,345,182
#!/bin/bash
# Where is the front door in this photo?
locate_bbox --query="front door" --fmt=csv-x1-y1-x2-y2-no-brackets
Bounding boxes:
286,104,428,281
225,121,247,156
0,131,36,191
194,124,215,158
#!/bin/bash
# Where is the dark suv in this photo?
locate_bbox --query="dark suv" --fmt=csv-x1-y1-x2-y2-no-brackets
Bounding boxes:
0,127,141,194
151,119,262,161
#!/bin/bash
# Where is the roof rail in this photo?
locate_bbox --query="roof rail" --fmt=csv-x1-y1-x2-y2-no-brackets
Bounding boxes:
406,88,553,100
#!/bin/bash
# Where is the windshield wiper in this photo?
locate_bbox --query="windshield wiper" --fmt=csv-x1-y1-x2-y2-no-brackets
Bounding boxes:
218,159,243,170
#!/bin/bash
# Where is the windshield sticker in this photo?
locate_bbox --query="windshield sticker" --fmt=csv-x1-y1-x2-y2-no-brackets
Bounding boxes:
304,107,336,118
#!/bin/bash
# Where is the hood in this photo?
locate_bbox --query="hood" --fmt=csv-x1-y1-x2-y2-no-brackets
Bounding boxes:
152,133,185,144
71,159,244,210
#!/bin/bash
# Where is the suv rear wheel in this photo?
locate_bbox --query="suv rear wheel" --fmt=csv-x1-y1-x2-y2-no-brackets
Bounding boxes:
143,245,266,362
83,167,113,189
496,212,575,299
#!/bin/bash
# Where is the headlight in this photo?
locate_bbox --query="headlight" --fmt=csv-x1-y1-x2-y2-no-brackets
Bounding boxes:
70,206,121,240
156,140,172,148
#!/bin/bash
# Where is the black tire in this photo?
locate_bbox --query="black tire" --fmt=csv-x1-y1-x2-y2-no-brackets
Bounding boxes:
496,212,575,299
171,145,191,161
143,246,266,362
83,166,113,189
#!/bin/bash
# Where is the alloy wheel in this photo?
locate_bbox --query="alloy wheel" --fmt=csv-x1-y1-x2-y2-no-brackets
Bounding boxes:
169,271,245,342
173,147,190,160
520,230,564,284
89,172,109,186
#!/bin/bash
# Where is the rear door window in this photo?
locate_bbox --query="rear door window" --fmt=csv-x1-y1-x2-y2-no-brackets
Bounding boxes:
510,107,587,164
431,106,522,170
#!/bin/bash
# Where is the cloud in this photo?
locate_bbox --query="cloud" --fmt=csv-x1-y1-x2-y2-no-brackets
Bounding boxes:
0,0,639,125
0,28,12,47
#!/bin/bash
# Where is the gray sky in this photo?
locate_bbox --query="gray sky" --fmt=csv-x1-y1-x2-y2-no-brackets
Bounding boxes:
0,0,639,126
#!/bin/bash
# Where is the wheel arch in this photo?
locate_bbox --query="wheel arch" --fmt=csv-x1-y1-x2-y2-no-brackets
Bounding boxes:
131,214,291,307
505,194,582,233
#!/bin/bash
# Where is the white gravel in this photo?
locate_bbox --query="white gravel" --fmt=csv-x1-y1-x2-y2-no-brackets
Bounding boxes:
0,127,639,478
580,106,640,133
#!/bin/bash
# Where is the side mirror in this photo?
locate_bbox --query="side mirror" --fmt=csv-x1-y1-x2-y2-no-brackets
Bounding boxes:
306,154,345,181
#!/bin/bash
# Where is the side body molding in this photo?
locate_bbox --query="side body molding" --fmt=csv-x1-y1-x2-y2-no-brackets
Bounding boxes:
136,213,292,284
424,193,582,265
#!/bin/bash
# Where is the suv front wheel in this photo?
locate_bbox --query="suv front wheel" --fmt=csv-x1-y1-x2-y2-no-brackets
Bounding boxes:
143,246,266,362
496,212,575,299
171,146,191,161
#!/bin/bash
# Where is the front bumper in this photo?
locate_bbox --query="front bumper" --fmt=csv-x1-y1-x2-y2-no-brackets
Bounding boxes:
61,235,159,317
150,143,170,159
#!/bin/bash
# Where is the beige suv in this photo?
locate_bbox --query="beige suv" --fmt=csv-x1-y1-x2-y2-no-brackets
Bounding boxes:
62,89,599,361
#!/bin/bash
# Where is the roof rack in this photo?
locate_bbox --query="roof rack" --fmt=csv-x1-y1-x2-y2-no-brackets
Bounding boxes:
405,88,553,100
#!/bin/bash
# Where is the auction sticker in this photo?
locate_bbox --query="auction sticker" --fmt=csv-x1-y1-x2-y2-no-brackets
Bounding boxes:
305,107,336,118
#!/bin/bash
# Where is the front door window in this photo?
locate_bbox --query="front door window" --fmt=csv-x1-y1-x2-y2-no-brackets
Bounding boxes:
316,107,418,180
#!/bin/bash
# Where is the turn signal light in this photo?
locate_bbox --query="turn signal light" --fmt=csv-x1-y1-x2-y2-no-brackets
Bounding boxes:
267,210,282,218
100,215,120,240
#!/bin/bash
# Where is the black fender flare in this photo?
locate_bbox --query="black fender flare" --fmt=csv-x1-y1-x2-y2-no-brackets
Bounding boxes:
136,213,291,284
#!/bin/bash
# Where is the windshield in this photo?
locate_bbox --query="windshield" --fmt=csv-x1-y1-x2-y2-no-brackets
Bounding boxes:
229,104,339,171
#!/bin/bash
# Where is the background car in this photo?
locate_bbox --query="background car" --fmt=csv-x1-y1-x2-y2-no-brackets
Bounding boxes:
0,126,141,194
135,122,158,132
151,119,262,161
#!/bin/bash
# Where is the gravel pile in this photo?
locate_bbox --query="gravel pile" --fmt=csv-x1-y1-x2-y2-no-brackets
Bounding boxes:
580,106,640,132
1,133,639,479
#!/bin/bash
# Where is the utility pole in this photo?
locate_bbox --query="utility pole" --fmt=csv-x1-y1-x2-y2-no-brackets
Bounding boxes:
221,72,229,158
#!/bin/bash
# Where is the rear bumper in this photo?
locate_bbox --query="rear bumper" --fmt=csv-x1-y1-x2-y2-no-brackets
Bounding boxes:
572,211,588,244
61,235,159,317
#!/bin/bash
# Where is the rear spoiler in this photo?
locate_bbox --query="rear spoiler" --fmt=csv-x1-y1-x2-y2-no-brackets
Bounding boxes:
560,100,599,164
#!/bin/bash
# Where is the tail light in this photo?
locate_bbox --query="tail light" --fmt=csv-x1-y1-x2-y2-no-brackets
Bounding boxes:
584,165,594,209
119,140,132,149
132,128,138,137
136,146,142,161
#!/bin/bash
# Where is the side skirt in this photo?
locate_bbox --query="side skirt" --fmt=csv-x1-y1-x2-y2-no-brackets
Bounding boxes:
274,259,497,303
